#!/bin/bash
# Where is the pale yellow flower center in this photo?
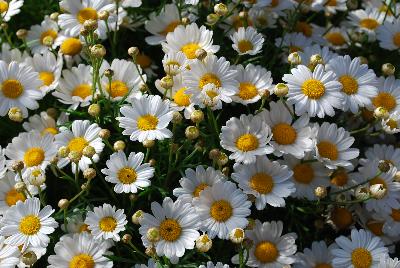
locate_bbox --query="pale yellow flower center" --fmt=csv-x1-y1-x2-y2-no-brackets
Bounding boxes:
137,114,158,131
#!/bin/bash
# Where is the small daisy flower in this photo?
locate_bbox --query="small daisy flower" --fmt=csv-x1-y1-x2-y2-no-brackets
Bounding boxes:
275,32,313,54
232,220,297,267
327,205,356,231
0,236,20,268
232,64,273,105
294,240,336,268
258,100,313,158
378,256,400,268
329,167,355,190
231,27,264,55
26,16,59,54
139,197,200,264
248,8,278,30
0,171,25,215
85,203,127,241
173,165,224,204
283,64,344,118
371,76,400,114
324,27,350,49
117,94,174,142
327,55,378,113
347,8,385,41
299,44,338,67
331,228,389,268
54,34,84,63
162,23,220,60
232,155,295,209
220,114,274,164
162,51,188,76
193,180,251,239
0,60,42,118
102,151,154,194
360,144,400,170
0,0,23,22
199,262,230,268
0,197,57,251
382,111,400,134
23,111,67,137
191,83,235,110
314,122,359,169
377,17,400,51
48,232,113,268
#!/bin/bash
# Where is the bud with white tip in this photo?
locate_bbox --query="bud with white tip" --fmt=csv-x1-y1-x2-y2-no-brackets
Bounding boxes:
370,184,386,199
288,52,301,65
196,234,212,252
382,63,395,76
274,83,289,97
229,228,245,244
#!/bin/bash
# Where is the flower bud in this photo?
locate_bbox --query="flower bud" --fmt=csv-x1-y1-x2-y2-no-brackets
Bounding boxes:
149,159,156,166
195,48,207,61
145,246,157,257
50,12,59,21
58,146,70,158
98,10,109,21
22,251,37,266
29,168,46,186
42,35,54,47
185,126,199,140
16,29,27,40
122,233,132,243
114,140,126,151
11,160,24,172
83,146,96,158
128,47,139,59
88,103,101,117
378,160,391,173
207,13,219,25
143,139,155,148
80,27,89,36
68,151,82,163
394,171,400,182
196,234,212,252
288,52,302,65
99,129,111,139
274,83,289,97
382,63,395,76
58,198,69,209
8,107,23,122
46,107,58,119
132,210,144,224
160,75,174,89
0,23,8,30
370,184,386,199
90,44,106,58
346,0,358,9
146,227,161,243
229,228,245,244
374,107,389,119
222,166,230,176
354,185,370,200
172,111,183,124
310,54,324,66
14,182,26,193
216,152,228,166
209,149,220,160
214,3,228,16
314,186,327,199
104,68,114,78
191,110,204,123
83,168,96,180
181,17,190,25
83,19,98,31
359,56,368,65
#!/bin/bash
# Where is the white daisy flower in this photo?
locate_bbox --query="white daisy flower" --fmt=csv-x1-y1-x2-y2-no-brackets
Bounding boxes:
314,122,359,169
324,27,350,49
329,167,356,190
55,120,105,172
0,43,29,64
26,16,59,54
0,236,20,268
371,76,400,114
0,0,23,22
54,34,84,62
283,64,344,118
382,208,400,237
101,151,154,194
0,146,6,179
162,23,220,60
232,155,295,209
0,60,42,118
85,203,127,241
162,51,188,76
378,256,400,268
199,262,230,268
275,32,313,54
23,111,68,136
377,17,400,50
117,94,174,142
231,27,264,55
0,171,25,215
382,111,400,134
135,53,158,79
173,165,224,204
232,64,273,105
0,197,57,251
294,240,336,268
299,44,338,67
48,232,113,268
220,114,274,164
258,100,313,158
232,220,297,267
360,144,400,170
52,64,94,110
191,83,235,110
347,8,385,41
248,7,278,30
331,228,389,268
193,180,251,239
139,197,200,264
326,55,378,113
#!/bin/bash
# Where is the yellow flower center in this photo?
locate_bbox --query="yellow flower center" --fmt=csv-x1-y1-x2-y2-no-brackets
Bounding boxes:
393,32,400,47
181,43,201,60
199,73,222,90
272,123,297,145
159,218,182,241
366,220,384,236
331,207,353,230
68,137,89,153
386,119,398,129
39,71,55,87
249,172,274,194
60,38,83,56
77,7,98,24
295,21,313,37
19,215,41,235
40,29,57,45
78,223,90,233
372,92,397,111
193,183,208,197
210,200,233,222
325,32,346,46
41,127,58,136
351,248,372,268
0,1,8,13
99,216,117,232
315,264,332,268
137,114,158,131
254,241,279,263
317,141,338,160
5,188,26,206
107,80,129,98
330,170,348,187
238,40,254,53
238,82,258,100
235,133,259,152
173,87,191,107
359,18,379,30
72,84,92,99
293,163,314,184
136,54,152,69
391,209,400,222
159,21,181,36
302,79,325,99
339,75,358,95
117,167,137,184
69,254,95,268
24,147,45,167
2,79,24,99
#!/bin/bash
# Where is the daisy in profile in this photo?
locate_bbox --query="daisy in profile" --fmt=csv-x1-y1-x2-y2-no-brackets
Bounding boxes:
117,94,174,142
190,83,236,110
231,27,264,55
314,122,359,169
275,32,313,54
48,232,113,268
331,228,388,268
0,0,23,21
377,18,400,51
199,262,230,268
53,64,94,110
232,220,297,267
162,51,188,76
294,240,336,268
283,64,344,118
372,76,400,114
100,59,145,101
24,50,63,94
102,151,154,194
0,60,43,118
0,43,29,64
378,256,400,268
55,120,104,172
324,27,350,49
162,23,220,60
0,236,20,267
232,64,273,105
0,146,6,178
0,197,57,251
360,144,400,170
85,203,127,241
258,101,313,158
54,34,84,62
382,111,400,134
220,114,273,164
23,111,68,136
173,165,224,204
26,16,59,54
232,156,295,209
139,197,200,264
299,44,338,68
347,8,385,41
193,180,251,239
0,171,25,215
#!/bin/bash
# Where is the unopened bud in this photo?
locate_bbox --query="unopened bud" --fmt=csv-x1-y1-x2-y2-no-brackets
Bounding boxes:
190,110,204,123
209,149,221,160
222,166,230,176
83,168,96,180
314,186,327,199
149,159,156,166
172,111,183,124
99,129,111,139
132,210,144,224
354,185,370,200
46,107,58,119
68,151,82,163
288,52,302,65
382,63,395,76
58,198,69,209
195,48,207,60
378,160,391,173
145,246,156,257
185,126,199,140
0,23,8,30
104,68,114,78
11,160,24,172
113,140,126,151
239,11,248,19
146,227,161,243
394,171,400,182
90,44,106,58
196,234,212,252
88,103,101,117
359,56,368,65
80,27,89,36
181,17,190,25
98,10,109,21
229,228,245,244
370,184,386,199
142,139,155,148
374,107,389,119
214,3,228,16
310,54,324,66
207,13,219,25
122,233,132,243
83,19,98,31
160,75,174,89
14,182,26,193
58,146,70,158
50,12,59,21
274,83,289,97
16,29,28,39
21,251,37,266
128,47,139,59
216,152,228,166
8,107,23,122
